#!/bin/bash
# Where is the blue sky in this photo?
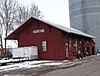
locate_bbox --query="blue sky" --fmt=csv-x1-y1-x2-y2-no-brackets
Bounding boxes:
18,0,70,27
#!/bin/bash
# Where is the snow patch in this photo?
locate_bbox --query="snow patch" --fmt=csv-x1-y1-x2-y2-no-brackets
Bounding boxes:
0,60,55,72
41,62,63,66
97,54,100,55
0,60,73,72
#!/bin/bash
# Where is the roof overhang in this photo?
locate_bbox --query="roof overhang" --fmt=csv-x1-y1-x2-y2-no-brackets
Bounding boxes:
5,16,95,40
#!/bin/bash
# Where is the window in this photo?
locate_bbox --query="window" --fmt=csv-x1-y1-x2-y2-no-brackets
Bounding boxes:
42,41,47,52
75,40,77,51
65,43,68,57
69,40,72,51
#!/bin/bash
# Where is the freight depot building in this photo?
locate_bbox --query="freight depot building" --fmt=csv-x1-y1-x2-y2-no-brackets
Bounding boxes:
6,17,95,60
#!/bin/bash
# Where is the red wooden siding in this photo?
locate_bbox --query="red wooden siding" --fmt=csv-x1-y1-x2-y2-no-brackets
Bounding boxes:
17,19,66,60
5,17,96,60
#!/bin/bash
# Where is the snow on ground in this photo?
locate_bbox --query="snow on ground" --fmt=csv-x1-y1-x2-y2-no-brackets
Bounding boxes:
0,58,30,63
0,61,40,72
0,60,69,72
0,59,19,63
41,62,63,66
97,54,100,55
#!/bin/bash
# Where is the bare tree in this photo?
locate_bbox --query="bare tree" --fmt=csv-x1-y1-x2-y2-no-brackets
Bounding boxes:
15,6,29,24
30,4,42,18
16,3,44,24
0,0,18,53
0,0,43,57
0,23,3,49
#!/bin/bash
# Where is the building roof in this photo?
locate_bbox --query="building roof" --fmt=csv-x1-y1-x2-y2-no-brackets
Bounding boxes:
6,16,94,40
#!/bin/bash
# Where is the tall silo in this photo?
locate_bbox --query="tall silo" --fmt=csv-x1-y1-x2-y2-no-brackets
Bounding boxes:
69,0,100,50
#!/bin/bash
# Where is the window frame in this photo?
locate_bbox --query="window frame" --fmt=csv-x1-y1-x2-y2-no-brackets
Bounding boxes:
42,41,47,52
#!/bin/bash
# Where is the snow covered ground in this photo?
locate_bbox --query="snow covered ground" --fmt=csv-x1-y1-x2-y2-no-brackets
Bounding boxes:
0,59,72,72
0,56,96,72
97,53,100,55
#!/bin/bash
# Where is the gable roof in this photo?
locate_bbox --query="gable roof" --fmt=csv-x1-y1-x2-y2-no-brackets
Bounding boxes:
5,16,94,40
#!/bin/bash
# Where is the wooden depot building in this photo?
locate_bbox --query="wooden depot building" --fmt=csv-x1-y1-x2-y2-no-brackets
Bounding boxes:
5,17,96,60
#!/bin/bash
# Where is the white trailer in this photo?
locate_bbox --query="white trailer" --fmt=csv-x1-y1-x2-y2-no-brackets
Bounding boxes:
12,46,38,60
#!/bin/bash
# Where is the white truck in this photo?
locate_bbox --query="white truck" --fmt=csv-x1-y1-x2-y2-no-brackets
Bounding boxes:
12,46,38,60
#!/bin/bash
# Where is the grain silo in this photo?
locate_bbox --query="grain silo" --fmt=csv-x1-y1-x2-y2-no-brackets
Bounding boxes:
69,0,100,50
